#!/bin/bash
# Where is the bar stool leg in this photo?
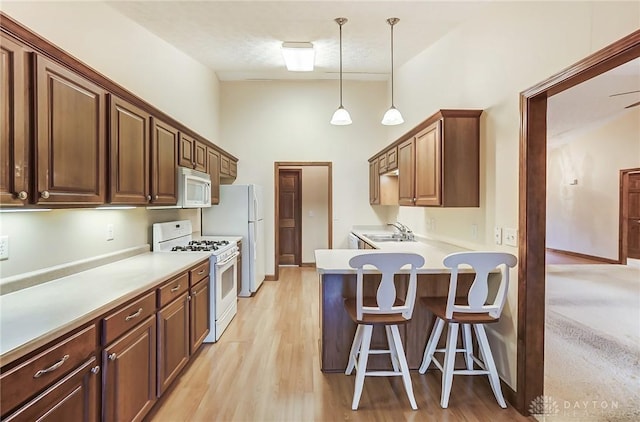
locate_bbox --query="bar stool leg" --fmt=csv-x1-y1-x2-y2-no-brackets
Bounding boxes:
346,325,363,375
390,324,418,410
352,325,373,410
462,323,474,370
474,324,507,408
419,318,444,374
441,322,459,408
385,325,400,371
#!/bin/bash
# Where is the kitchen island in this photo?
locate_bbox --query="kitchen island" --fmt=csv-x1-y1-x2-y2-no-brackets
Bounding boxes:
315,234,480,372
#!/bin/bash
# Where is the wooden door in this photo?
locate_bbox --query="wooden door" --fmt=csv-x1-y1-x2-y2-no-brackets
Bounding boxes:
414,121,441,206
397,138,415,206
178,133,195,168
157,293,189,396
369,160,380,204
103,315,156,422
150,118,178,205
207,147,221,205
190,278,210,354
625,172,640,260
109,95,150,204
278,169,302,266
35,55,106,205
0,34,29,206
193,140,207,173
3,358,99,422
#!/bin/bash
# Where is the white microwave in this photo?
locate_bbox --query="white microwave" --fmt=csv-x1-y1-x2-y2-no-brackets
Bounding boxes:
177,167,212,208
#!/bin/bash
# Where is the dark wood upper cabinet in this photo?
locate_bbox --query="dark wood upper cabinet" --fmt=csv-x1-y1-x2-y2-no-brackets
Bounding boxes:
206,147,220,205
179,134,207,173
150,118,178,205
108,95,151,204
0,34,30,206
35,55,106,205
397,138,415,206
369,159,380,205
414,121,442,206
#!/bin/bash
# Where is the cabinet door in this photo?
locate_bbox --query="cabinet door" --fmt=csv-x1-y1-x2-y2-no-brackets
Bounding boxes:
207,147,220,205
190,277,210,354
194,140,207,173
178,133,195,168
3,358,100,422
220,154,230,176
151,118,178,205
103,315,156,422
0,34,29,206
157,293,189,396
229,160,237,178
386,147,398,171
35,55,106,204
414,121,441,206
397,138,415,206
109,96,150,204
369,160,380,205
378,153,387,174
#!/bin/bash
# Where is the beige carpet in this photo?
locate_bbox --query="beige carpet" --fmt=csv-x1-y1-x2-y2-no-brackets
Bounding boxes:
539,264,640,421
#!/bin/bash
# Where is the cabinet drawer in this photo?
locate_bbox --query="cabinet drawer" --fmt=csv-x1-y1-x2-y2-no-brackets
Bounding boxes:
0,324,97,416
158,272,189,308
189,260,210,286
102,291,155,345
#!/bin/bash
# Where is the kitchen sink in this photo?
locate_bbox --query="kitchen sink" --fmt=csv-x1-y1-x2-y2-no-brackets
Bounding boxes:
364,234,416,242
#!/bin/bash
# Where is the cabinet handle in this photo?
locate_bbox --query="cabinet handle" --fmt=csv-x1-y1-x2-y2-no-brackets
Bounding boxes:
197,269,205,275
413,198,416,203
170,284,181,292
40,190,50,199
187,295,192,301
33,354,69,378
124,307,143,321
91,365,100,374
17,191,28,200
108,353,117,361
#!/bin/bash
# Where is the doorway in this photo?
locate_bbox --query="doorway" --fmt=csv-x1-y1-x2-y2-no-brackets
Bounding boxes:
620,169,640,262
274,162,333,280
518,30,640,413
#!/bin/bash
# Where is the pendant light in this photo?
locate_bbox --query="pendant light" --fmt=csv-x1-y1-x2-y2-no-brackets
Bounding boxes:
381,18,404,126
330,17,352,126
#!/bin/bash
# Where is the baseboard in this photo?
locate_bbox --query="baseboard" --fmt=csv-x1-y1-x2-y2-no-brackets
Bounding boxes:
264,274,277,281
300,262,316,268
546,248,619,264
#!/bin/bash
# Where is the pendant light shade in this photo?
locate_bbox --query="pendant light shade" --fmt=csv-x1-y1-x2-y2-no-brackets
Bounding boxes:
331,17,352,126
382,18,404,126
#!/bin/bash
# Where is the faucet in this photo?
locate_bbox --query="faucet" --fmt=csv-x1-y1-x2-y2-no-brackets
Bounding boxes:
387,222,414,240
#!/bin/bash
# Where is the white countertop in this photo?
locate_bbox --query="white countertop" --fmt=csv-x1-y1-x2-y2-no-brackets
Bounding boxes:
315,228,469,274
0,252,210,364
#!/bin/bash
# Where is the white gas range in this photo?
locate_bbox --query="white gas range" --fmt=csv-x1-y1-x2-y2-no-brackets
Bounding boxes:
153,220,239,342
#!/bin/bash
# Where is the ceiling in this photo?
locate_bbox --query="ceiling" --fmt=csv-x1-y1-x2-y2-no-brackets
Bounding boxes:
105,1,639,143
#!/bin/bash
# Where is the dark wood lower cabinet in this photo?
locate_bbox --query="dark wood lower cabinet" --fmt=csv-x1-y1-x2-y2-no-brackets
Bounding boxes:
157,293,189,396
103,315,157,422
3,357,100,422
190,277,210,353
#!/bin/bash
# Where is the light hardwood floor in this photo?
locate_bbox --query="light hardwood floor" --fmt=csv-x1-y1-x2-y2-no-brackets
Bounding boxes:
149,267,533,421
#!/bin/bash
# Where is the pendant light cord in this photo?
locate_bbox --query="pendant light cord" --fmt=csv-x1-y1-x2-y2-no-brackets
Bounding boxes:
339,20,344,107
388,18,398,108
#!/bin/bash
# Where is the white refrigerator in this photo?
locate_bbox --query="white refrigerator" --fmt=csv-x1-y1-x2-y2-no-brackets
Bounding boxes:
201,184,265,297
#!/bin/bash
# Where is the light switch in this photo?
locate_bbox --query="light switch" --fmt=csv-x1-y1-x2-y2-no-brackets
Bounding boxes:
494,228,502,245
504,228,518,247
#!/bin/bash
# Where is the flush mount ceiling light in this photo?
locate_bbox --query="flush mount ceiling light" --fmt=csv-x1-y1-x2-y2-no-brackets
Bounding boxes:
281,42,315,71
381,17,404,126
330,17,352,126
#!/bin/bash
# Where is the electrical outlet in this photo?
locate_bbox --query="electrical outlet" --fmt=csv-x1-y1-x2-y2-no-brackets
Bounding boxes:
494,227,502,245
106,224,115,241
0,236,8,260
504,228,518,246
471,224,478,240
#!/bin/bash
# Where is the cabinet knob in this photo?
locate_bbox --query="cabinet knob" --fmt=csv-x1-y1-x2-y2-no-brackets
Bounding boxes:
147,194,152,201
187,295,192,301
40,190,50,199
413,198,416,203
154,194,159,200
108,353,117,361
17,191,28,200
91,365,100,374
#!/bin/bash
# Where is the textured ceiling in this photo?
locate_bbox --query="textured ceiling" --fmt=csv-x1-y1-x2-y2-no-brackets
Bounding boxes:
106,0,489,81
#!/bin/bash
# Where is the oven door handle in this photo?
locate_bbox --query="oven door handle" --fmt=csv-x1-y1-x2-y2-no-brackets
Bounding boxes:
216,251,239,267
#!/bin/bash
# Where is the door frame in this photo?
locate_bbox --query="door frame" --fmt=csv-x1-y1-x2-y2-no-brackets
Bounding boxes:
518,29,640,413
620,168,640,263
277,168,302,266
273,162,333,280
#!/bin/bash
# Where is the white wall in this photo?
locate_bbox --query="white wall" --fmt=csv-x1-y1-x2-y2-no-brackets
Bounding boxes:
0,2,220,279
383,1,640,387
219,80,392,274
547,108,640,260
